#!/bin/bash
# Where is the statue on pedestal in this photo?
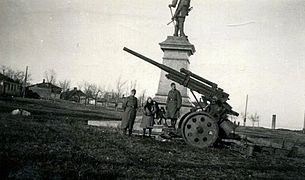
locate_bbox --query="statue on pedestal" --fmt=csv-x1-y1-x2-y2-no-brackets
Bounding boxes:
168,0,192,37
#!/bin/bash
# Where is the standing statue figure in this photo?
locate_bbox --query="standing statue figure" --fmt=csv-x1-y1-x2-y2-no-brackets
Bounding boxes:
168,0,191,37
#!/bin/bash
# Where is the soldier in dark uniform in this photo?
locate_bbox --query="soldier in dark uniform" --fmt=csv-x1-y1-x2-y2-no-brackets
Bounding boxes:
169,0,191,37
121,89,138,136
166,83,182,128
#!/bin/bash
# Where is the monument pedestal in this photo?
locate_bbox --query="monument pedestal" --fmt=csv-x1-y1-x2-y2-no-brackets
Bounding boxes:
154,36,195,115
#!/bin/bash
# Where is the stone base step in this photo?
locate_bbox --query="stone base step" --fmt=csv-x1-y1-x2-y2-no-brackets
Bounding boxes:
88,116,164,134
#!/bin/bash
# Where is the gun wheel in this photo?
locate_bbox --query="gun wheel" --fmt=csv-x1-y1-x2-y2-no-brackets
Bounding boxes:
181,112,219,148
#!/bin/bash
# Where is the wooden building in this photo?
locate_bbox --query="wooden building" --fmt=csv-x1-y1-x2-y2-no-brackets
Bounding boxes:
60,87,86,103
0,73,21,96
27,79,62,99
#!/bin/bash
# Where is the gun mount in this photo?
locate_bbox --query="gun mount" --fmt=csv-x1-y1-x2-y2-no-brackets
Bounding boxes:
123,47,239,148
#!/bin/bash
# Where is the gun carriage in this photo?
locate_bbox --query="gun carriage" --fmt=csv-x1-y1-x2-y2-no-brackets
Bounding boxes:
123,47,240,148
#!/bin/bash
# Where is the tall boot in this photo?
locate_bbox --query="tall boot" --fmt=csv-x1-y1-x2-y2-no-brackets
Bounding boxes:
157,119,161,125
123,128,127,136
163,118,169,127
171,119,177,129
142,128,146,137
173,22,179,36
179,19,185,37
128,129,132,137
148,128,152,137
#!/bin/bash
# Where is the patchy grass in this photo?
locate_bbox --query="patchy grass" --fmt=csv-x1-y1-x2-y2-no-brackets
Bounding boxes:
0,97,121,121
1,98,305,179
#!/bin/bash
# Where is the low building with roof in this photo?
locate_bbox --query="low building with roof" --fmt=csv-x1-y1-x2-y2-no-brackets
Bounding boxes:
60,87,86,103
27,79,62,99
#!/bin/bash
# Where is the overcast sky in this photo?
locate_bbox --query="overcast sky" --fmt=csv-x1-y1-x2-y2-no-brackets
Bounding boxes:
0,0,304,129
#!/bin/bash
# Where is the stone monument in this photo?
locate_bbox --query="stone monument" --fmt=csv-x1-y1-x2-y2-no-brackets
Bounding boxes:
153,0,195,114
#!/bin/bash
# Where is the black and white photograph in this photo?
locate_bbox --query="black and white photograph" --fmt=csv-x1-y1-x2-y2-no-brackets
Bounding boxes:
1,0,305,179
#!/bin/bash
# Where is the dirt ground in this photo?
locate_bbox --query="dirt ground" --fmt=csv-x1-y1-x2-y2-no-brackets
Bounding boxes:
1,98,305,179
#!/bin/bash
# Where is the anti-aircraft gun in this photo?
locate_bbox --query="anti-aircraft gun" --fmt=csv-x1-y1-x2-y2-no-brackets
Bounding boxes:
123,47,239,148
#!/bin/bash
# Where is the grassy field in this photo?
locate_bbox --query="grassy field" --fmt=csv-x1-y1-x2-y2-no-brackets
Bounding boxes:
0,97,121,121
1,98,305,179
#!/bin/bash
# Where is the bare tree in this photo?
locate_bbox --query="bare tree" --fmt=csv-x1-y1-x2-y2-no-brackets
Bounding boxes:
82,82,105,107
93,85,105,108
77,82,84,92
126,80,137,95
1,65,14,78
58,80,71,91
0,65,31,84
44,69,57,84
138,89,147,107
115,76,127,99
82,82,92,105
249,112,260,127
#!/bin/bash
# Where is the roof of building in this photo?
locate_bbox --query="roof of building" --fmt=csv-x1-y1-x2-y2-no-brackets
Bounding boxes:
28,82,62,90
61,89,86,98
0,73,20,84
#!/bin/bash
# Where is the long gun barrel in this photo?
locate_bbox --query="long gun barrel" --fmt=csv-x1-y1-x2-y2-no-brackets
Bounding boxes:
123,47,223,98
123,47,182,77
123,47,238,117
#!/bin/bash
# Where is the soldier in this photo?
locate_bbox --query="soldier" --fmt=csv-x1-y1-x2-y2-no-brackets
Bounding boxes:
168,0,191,37
166,83,182,128
121,89,138,136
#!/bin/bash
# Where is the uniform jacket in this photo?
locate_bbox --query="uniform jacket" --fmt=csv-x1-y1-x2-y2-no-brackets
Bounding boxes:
171,0,191,18
121,96,138,129
166,89,182,119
